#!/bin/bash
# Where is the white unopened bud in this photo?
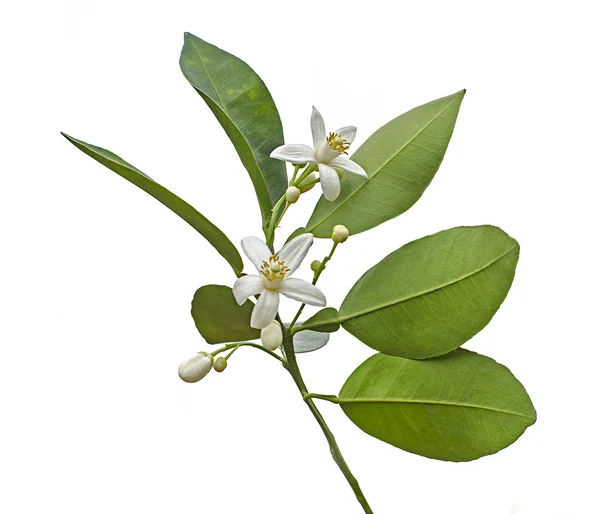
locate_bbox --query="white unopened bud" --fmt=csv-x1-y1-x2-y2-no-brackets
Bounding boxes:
332,224,350,243
285,186,301,204
178,352,213,383
298,172,318,193
261,321,283,351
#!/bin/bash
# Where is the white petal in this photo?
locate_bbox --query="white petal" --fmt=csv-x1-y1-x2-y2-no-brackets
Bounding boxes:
318,163,341,201
251,290,280,329
329,156,368,177
241,236,271,272
336,126,357,144
279,278,326,306
232,275,265,305
277,233,314,276
270,144,316,164
311,107,327,153
293,330,330,353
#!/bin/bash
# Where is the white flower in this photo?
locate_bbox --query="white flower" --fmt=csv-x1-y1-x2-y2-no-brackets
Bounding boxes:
178,352,213,383
233,233,326,329
270,107,367,201
261,321,283,350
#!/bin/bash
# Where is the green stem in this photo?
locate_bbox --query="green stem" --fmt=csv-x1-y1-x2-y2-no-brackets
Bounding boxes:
281,329,374,514
266,194,287,250
294,163,316,186
275,201,292,229
288,241,339,330
297,177,320,189
210,342,283,363
303,393,340,404
290,163,304,186
223,345,240,361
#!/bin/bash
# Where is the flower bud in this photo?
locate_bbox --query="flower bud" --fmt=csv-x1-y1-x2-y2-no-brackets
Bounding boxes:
213,357,228,373
310,260,321,272
298,172,318,192
178,352,213,383
285,186,301,204
332,224,350,243
261,320,283,351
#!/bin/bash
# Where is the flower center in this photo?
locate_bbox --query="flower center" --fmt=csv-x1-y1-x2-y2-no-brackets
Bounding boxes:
327,132,350,154
260,255,290,282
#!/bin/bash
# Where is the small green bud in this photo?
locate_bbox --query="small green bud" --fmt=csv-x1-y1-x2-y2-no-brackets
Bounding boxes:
285,186,301,204
332,224,350,243
213,357,228,373
310,260,321,272
298,172,318,193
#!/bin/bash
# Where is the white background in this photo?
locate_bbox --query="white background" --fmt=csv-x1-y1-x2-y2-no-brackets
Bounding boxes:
1,1,599,513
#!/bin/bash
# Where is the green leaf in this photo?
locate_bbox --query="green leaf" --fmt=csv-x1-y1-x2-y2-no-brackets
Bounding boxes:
339,226,519,359
305,90,465,238
191,285,260,344
62,133,244,276
179,33,287,227
295,307,340,334
339,349,536,462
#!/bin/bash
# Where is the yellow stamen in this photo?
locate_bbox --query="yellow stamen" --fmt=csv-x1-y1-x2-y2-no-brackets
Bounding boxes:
259,255,290,281
327,132,350,154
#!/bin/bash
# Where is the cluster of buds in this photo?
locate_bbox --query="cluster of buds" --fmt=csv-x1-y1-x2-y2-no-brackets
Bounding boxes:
179,224,350,384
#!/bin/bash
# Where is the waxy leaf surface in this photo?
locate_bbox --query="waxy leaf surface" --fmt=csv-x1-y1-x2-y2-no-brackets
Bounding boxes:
339,350,536,462
297,308,341,334
191,285,260,344
180,33,287,226
62,133,243,276
305,90,465,237
339,226,519,359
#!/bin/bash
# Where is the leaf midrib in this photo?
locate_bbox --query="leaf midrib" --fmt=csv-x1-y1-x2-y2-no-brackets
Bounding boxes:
307,94,461,232
339,397,534,420
338,244,517,324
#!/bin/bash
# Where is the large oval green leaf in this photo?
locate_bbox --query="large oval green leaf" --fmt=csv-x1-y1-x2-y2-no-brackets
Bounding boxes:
191,285,260,344
305,90,465,238
179,33,287,227
62,133,243,276
339,350,536,462
339,225,519,359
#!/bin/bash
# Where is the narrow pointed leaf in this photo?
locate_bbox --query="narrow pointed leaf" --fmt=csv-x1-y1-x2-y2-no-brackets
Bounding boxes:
179,33,287,226
339,350,536,462
191,285,260,344
306,90,465,237
339,226,519,359
62,133,243,276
